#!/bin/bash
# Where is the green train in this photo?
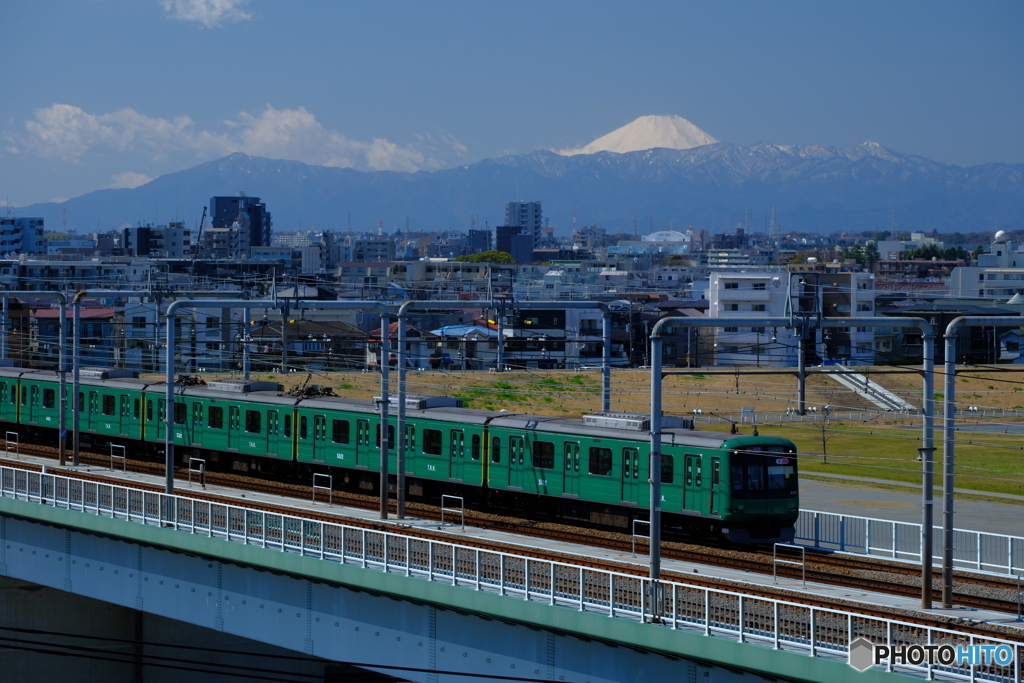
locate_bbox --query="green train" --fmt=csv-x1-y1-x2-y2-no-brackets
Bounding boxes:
0,367,799,543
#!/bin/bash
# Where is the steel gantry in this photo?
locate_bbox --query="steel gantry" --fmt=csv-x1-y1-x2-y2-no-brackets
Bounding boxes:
649,316,937,608
940,315,1024,607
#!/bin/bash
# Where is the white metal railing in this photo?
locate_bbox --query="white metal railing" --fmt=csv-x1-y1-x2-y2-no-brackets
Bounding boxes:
0,464,1020,683
797,510,1024,577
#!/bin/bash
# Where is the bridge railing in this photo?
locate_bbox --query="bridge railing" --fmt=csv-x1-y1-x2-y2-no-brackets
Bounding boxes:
1,465,1020,683
796,509,1024,576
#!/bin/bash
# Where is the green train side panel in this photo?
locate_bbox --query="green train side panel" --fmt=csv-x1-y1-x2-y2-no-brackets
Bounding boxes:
0,380,18,423
169,395,293,460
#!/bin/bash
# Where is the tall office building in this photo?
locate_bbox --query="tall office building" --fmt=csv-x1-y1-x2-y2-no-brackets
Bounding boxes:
504,201,543,249
0,217,46,255
210,193,272,254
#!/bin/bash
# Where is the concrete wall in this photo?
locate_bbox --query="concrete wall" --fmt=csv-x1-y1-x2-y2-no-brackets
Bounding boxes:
0,575,390,683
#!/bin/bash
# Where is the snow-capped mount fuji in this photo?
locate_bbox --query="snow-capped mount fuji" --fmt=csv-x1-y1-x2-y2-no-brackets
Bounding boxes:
561,115,719,155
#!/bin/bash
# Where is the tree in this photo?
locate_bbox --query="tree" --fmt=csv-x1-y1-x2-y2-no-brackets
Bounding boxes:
454,250,515,263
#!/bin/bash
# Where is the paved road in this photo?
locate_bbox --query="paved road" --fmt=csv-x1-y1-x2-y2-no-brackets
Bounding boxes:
800,476,1024,537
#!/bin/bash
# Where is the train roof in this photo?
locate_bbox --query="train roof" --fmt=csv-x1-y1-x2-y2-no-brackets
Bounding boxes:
487,413,740,448
141,383,300,406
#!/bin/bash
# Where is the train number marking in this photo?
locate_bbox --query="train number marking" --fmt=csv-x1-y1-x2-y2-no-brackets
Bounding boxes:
249,441,257,448
537,479,547,487
427,465,437,472
105,423,113,429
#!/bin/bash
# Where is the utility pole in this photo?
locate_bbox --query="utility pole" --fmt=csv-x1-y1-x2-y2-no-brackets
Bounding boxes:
58,296,67,466
72,291,84,466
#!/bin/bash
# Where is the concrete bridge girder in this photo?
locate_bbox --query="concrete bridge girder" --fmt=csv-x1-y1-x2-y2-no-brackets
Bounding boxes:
1,510,775,683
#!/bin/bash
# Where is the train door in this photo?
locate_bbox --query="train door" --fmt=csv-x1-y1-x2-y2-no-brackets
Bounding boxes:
267,410,279,456
355,419,370,467
508,436,526,488
449,429,465,480
120,395,131,435
227,406,240,449
191,402,203,444
621,447,641,505
155,399,166,440
563,442,580,496
29,385,39,423
710,457,721,516
683,454,703,513
88,391,99,430
313,415,327,462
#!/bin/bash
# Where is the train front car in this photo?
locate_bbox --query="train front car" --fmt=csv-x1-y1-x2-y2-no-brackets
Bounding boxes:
717,436,799,545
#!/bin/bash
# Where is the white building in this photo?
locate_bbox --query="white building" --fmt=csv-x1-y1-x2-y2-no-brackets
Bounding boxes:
948,231,1024,299
708,272,797,366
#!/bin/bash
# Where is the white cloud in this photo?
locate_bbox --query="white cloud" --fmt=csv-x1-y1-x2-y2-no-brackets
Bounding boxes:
160,0,254,28
108,172,154,189
9,104,462,173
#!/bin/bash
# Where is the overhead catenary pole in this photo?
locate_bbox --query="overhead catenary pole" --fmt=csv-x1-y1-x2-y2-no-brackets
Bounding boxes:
242,307,251,380
396,319,407,518
58,296,68,466
72,291,85,466
652,315,936,607
602,311,612,411
940,315,1022,608
378,313,391,519
1,296,7,361
919,326,936,609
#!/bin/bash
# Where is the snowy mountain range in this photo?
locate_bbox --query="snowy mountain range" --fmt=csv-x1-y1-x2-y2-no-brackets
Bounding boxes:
17,116,1024,235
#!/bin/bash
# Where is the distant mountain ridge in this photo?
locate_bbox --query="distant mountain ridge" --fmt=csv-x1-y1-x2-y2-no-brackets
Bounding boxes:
17,140,1024,235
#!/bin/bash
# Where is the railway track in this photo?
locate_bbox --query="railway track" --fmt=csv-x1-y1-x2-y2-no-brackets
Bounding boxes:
3,444,1023,636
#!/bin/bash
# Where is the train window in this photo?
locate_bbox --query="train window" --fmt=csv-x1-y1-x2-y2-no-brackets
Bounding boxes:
375,424,395,450
767,464,794,491
588,447,612,476
422,429,443,455
43,389,55,409
729,452,796,498
174,402,187,424
712,460,720,486
22,387,28,406
146,399,153,421
491,436,501,463
532,441,555,469
134,398,140,419
78,392,85,412
283,414,291,437
332,419,349,444
661,454,674,483
208,406,224,429
245,410,262,433
192,403,203,427
471,434,480,461
695,460,702,487
0,383,5,403
103,395,116,416
406,425,416,451
300,416,308,439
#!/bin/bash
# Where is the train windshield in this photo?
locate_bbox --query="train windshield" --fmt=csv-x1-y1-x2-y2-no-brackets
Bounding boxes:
730,447,797,498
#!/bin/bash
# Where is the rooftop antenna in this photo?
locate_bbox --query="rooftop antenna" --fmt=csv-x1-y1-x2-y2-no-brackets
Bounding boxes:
768,205,778,241
745,206,750,233
377,220,384,237
891,205,897,233
572,211,577,235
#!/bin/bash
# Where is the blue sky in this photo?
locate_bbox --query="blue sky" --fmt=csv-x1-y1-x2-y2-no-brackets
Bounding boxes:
2,0,1022,207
